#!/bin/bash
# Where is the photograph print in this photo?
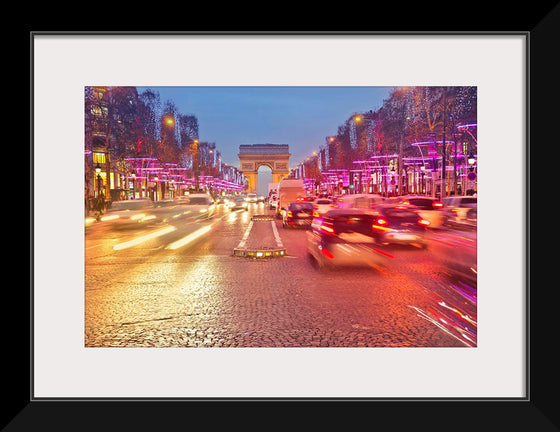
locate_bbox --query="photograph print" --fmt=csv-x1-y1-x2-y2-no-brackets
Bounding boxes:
84,85,478,349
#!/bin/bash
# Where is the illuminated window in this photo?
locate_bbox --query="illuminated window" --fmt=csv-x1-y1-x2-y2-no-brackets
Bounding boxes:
93,152,106,164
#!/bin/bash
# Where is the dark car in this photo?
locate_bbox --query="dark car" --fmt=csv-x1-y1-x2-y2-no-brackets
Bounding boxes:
306,208,391,270
282,202,314,228
370,205,429,248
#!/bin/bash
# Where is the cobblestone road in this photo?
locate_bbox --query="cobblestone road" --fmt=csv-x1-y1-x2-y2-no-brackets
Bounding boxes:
85,205,470,348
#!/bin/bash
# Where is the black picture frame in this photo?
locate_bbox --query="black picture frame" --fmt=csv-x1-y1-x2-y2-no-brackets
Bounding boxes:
17,5,558,429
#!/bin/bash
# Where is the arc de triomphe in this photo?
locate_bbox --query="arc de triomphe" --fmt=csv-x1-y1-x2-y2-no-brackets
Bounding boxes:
238,144,290,193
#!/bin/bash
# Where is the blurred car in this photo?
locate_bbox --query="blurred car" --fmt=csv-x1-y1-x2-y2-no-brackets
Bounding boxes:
246,193,258,203
98,199,156,228
443,195,477,228
370,205,430,248
306,208,391,270
223,195,236,206
177,193,216,218
283,202,314,228
396,195,445,228
333,193,384,210
429,229,477,285
214,195,226,205
268,194,279,210
312,198,333,217
229,195,248,211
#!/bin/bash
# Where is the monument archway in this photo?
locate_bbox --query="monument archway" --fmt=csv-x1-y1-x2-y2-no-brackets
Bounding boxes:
238,144,290,193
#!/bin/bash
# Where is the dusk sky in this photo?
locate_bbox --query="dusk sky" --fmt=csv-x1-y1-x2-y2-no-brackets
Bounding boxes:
136,86,393,194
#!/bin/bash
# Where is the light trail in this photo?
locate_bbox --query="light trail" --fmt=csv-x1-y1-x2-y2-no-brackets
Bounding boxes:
165,224,213,250
113,226,176,251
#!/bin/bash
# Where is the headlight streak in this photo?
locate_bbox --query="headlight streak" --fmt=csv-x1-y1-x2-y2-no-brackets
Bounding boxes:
113,226,177,250
165,224,213,250
100,214,119,222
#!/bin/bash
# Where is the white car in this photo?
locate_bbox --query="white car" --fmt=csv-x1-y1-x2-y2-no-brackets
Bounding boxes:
94,199,156,227
177,193,216,218
246,193,258,203
333,193,384,210
268,194,279,210
396,196,446,228
442,196,477,227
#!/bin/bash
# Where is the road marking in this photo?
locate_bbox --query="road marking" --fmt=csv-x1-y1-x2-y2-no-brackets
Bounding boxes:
236,220,254,249
113,225,176,251
270,220,284,248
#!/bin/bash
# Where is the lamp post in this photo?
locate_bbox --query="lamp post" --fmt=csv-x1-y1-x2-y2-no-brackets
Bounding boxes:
467,153,476,195
95,163,102,197
192,139,199,191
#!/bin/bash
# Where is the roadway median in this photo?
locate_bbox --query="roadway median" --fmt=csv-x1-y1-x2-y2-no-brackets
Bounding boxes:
233,214,286,258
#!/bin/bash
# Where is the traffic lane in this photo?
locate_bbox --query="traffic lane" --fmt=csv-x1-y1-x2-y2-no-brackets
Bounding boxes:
85,202,266,265
85,208,272,347
85,205,255,329
88,230,464,346
85,204,231,252
85,207,469,347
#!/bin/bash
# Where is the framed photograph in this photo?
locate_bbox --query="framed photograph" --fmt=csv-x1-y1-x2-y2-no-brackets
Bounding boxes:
20,19,555,430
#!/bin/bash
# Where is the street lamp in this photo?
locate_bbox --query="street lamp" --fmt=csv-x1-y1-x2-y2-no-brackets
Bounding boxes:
154,175,159,201
95,163,102,196
467,153,476,166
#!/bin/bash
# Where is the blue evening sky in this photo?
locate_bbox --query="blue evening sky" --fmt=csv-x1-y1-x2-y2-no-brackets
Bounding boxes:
136,86,393,194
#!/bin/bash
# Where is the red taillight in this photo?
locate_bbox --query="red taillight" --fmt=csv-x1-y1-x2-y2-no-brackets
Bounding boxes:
418,219,430,226
432,201,443,208
372,218,392,231
320,248,335,259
